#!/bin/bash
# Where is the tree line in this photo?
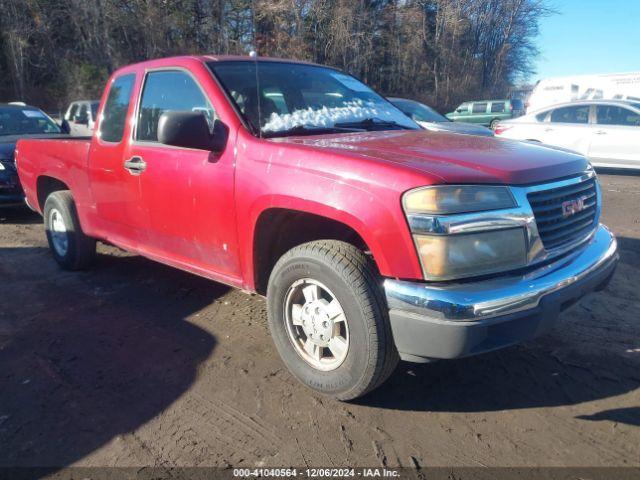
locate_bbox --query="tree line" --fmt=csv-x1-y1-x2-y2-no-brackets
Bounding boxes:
0,0,550,113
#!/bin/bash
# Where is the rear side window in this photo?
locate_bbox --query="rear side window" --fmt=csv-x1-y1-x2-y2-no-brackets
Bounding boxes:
68,104,78,119
596,105,640,126
491,102,505,113
472,103,487,113
136,70,216,142
78,104,88,119
550,105,589,124
535,111,549,122
100,74,135,142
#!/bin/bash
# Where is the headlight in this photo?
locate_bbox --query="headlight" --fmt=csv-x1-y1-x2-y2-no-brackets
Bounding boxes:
403,185,525,280
403,185,516,214
413,229,527,280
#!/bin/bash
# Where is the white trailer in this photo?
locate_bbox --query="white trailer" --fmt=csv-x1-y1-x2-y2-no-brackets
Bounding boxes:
527,72,640,112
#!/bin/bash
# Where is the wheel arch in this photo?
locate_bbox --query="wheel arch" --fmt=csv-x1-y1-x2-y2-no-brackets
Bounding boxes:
36,175,70,211
252,207,376,296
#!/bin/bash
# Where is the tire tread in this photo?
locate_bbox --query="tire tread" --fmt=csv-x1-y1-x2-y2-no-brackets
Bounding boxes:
270,240,398,400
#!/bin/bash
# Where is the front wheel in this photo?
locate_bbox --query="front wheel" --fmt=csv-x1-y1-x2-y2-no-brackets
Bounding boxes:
490,118,500,130
44,191,96,270
267,240,399,400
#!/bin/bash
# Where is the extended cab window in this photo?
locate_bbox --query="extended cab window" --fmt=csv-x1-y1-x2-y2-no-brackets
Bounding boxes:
472,103,487,113
99,74,135,142
596,105,640,126
136,70,216,142
550,105,589,124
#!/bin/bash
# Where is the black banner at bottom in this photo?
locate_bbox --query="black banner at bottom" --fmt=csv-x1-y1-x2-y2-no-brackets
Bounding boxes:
0,467,638,480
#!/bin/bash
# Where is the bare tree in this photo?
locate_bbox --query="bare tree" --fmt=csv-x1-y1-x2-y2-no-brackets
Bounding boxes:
0,0,551,111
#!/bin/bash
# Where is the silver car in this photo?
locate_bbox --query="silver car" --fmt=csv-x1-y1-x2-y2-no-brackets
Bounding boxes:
496,100,640,170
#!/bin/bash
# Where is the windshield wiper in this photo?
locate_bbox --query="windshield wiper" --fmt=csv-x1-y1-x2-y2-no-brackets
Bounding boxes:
262,124,361,138
334,117,413,130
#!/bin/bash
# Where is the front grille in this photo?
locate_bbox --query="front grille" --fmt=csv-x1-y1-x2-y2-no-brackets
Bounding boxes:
528,176,598,251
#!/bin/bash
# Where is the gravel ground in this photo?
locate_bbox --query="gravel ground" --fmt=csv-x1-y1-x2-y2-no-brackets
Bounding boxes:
0,172,638,469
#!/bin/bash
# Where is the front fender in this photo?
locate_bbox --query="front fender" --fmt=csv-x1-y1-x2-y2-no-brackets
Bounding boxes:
240,189,423,290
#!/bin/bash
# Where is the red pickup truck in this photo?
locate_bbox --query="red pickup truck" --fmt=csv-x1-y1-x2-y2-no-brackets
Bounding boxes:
16,56,619,400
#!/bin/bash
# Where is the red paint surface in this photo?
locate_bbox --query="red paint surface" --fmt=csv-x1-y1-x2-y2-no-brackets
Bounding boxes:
16,55,590,290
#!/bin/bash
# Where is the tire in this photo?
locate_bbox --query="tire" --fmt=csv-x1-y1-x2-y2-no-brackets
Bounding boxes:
490,118,500,130
43,190,96,270
266,240,399,400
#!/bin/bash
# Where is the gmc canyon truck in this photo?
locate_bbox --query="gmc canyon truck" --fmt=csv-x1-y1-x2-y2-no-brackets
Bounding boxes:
16,56,619,400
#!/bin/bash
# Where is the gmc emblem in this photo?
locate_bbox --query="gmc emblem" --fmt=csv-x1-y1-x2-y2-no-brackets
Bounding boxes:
561,196,588,218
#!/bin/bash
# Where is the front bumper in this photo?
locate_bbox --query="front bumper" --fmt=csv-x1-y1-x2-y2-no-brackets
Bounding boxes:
384,225,618,363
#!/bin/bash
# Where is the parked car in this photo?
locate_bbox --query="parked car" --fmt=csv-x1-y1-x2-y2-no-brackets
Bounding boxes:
388,97,493,136
16,56,618,400
63,100,100,136
0,103,67,205
495,100,640,170
447,99,525,128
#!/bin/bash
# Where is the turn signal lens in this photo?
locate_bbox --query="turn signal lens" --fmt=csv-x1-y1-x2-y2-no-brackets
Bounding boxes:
403,186,515,215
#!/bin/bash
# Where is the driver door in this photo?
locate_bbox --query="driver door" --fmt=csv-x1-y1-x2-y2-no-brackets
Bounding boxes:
126,69,240,279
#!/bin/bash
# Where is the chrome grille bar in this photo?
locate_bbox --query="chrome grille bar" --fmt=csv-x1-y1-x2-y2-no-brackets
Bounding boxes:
527,176,598,251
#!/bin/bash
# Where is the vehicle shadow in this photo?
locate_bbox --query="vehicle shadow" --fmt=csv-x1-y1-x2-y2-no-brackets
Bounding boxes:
0,206,41,225
359,235,640,413
576,407,640,427
0,246,227,470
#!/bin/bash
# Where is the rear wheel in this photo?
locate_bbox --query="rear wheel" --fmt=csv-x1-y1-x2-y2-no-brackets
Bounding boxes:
490,118,500,130
267,240,399,400
44,191,96,270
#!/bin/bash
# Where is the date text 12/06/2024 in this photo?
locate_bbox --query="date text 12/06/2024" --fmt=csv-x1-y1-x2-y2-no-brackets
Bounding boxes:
232,468,401,478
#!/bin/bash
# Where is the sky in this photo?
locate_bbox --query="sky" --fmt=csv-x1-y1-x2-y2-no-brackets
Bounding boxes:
533,0,640,81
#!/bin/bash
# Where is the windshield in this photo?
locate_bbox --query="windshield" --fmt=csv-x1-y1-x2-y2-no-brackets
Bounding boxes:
0,107,61,136
390,98,447,123
208,61,419,137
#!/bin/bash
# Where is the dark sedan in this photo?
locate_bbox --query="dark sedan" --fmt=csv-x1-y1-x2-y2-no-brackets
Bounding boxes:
0,104,65,205
388,97,494,137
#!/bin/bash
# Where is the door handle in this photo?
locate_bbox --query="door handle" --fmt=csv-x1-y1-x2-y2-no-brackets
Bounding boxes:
123,156,147,175
544,127,554,132
594,130,607,135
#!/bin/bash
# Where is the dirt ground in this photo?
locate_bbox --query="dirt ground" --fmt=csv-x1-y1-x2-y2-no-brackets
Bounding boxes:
0,172,639,469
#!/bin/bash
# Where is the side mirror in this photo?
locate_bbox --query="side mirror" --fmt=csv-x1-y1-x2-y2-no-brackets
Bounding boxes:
60,119,71,134
158,111,227,152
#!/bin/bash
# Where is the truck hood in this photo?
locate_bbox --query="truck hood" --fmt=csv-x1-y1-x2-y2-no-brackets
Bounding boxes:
418,121,494,137
278,130,589,185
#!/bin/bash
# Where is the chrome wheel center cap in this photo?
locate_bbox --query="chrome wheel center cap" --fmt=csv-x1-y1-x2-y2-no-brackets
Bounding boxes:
301,300,333,347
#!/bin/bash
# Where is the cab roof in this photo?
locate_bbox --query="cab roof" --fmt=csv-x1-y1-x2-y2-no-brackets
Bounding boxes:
117,54,324,72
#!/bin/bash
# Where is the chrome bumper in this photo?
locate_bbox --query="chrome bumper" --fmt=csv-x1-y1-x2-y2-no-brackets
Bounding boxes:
384,225,618,362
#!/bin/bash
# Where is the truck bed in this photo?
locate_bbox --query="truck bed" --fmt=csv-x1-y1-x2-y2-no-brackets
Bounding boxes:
16,136,93,214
